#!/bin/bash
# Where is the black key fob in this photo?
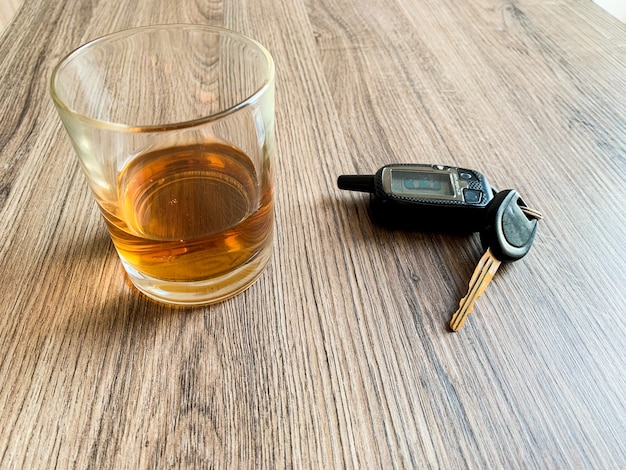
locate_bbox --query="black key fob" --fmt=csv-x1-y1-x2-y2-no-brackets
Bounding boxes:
338,164,494,233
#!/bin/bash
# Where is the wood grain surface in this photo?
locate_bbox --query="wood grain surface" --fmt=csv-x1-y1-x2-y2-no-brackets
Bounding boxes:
1,0,625,468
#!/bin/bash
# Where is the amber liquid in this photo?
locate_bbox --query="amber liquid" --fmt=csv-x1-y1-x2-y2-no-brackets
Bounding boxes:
99,142,273,284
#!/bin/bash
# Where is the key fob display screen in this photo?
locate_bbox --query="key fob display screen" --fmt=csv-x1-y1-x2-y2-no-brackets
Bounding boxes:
388,169,455,198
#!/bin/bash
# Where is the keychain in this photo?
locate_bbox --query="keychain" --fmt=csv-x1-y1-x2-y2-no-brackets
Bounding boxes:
338,164,543,331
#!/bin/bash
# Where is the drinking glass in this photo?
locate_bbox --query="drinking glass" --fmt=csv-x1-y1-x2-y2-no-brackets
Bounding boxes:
50,25,275,305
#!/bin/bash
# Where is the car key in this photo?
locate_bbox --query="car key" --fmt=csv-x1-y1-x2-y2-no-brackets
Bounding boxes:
449,189,540,331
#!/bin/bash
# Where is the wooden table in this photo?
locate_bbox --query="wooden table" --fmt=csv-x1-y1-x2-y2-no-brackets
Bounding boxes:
1,0,625,467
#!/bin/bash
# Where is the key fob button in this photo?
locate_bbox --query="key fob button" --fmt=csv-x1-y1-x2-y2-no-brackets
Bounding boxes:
463,188,483,204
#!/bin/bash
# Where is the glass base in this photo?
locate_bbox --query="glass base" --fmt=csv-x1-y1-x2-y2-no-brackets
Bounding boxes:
120,246,272,306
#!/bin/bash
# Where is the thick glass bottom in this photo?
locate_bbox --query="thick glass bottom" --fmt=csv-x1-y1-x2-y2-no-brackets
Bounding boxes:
119,245,272,306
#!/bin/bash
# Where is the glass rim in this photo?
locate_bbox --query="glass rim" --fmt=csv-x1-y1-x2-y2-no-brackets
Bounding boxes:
49,24,275,133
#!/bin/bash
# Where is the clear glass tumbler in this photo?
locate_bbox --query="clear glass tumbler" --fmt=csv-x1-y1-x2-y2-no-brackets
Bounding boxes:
50,25,275,305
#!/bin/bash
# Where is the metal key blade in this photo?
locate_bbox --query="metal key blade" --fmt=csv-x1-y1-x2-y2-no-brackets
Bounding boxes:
450,248,502,331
